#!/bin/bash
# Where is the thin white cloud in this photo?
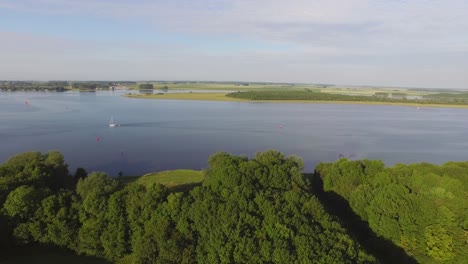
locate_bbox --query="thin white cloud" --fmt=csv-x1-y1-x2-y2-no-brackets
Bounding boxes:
1,0,467,87
2,0,467,50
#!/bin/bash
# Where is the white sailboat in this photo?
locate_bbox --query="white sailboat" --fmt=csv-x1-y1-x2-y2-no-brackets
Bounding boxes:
109,116,117,127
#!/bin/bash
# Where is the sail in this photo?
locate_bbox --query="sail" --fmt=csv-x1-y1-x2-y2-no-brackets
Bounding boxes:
109,116,116,127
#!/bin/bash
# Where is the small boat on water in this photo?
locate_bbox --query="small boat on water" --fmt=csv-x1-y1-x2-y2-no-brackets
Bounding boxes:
109,116,118,127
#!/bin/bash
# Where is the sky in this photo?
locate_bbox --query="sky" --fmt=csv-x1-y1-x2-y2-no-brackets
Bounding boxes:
0,0,467,88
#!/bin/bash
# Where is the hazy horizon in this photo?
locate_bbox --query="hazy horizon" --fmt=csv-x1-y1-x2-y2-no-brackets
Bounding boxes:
1,0,467,89
1,79,466,91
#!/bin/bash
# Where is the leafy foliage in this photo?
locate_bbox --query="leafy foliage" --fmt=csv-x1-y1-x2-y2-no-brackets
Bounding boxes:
0,151,71,204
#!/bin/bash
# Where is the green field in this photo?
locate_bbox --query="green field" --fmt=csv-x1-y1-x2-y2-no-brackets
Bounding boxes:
118,169,205,190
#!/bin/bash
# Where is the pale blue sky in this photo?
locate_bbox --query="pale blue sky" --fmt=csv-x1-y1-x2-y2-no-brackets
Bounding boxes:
0,0,467,88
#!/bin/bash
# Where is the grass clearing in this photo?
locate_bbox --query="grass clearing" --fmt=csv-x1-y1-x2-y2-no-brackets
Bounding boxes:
119,169,205,191
137,169,204,187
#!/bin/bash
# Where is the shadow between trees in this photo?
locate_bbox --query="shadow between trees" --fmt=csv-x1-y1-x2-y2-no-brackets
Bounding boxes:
306,172,418,264
0,245,109,264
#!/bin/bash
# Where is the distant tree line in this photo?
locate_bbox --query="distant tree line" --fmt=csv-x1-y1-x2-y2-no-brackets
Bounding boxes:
226,91,468,105
72,82,116,90
0,81,139,91
0,81,66,91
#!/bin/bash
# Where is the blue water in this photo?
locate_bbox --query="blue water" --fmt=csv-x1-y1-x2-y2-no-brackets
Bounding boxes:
1,90,467,176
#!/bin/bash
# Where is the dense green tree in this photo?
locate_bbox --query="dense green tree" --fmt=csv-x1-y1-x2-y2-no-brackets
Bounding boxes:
1,185,51,244
15,190,82,249
0,151,72,206
43,151,72,189
76,172,119,257
0,153,110,259
74,167,88,181
2,186,47,220
101,190,129,260
76,172,119,200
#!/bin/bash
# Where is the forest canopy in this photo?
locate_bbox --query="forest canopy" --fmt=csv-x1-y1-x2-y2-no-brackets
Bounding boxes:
1,150,467,263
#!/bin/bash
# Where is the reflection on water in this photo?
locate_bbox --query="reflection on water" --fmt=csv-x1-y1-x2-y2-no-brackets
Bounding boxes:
118,122,167,127
1,90,468,176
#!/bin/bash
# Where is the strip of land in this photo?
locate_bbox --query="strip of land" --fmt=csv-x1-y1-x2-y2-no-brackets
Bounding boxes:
124,92,468,108
126,92,248,102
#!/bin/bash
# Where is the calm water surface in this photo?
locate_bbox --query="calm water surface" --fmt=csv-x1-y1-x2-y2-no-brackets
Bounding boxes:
1,90,467,176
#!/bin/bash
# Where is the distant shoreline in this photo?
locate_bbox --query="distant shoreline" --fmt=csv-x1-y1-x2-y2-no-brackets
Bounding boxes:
124,93,468,109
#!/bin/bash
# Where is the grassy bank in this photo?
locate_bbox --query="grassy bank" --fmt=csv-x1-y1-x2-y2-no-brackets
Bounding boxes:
124,92,468,108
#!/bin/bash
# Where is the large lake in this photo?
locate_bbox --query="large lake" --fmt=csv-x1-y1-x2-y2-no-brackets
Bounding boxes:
1,90,467,176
